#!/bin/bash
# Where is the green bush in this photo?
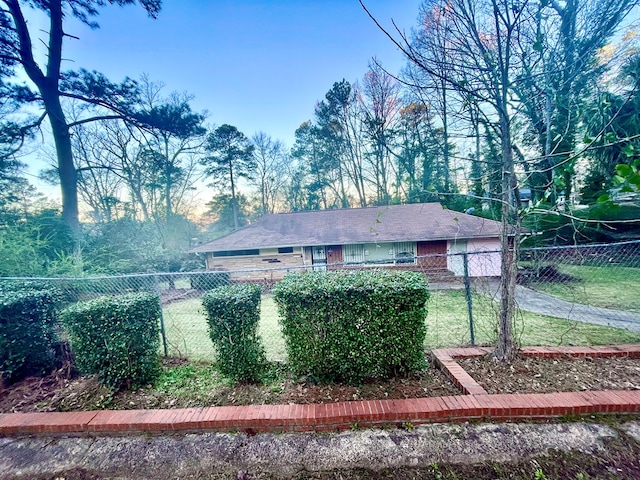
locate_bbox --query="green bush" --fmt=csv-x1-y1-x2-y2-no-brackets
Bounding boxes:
273,270,430,384
0,280,64,300
60,293,161,390
522,203,640,246
0,289,58,383
202,283,266,383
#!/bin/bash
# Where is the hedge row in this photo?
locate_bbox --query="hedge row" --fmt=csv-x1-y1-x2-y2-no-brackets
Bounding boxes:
202,284,266,382
2,270,431,389
273,269,430,383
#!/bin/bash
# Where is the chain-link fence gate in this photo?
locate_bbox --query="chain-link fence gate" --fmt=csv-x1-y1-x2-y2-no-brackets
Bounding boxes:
2,240,639,361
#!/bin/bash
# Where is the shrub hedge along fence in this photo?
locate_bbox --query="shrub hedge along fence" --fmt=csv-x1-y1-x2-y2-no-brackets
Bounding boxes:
273,269,430,384
202,283,266,383
60,293,161,390
0,287,58,384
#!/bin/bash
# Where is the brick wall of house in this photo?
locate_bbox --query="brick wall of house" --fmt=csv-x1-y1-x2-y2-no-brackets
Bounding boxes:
206,251,306,281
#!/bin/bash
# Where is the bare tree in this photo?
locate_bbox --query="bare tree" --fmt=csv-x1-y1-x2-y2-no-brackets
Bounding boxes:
72,124,124,222
250,132,289,215
514,0,639,206
360,61,402,204
135,78,207,220
315,80,367,207
0,0,161,233
51,77,206,223
362,0,532,360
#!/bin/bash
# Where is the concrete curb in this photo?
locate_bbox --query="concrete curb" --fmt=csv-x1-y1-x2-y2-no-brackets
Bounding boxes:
2,345,640,437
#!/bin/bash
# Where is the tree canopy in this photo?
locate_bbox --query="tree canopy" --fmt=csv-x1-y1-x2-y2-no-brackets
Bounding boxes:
0,0,162,233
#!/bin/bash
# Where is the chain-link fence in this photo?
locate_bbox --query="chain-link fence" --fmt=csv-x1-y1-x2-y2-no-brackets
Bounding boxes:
2,240,639,361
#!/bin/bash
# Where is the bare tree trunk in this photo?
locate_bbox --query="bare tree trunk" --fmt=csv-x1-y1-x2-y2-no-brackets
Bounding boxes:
229,159,239,230
43,91,80,234
494,113,520,362
441,77,451,193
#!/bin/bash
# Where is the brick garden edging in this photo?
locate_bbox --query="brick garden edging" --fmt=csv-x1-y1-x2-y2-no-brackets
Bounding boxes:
1,345,639,436
431,344,640,396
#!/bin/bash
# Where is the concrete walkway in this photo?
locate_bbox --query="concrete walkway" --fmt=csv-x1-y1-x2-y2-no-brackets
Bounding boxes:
2,421,637,479
475,280,640,332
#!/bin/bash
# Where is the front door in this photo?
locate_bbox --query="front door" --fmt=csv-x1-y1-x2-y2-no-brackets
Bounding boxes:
326,245,343,265
417,240,448,269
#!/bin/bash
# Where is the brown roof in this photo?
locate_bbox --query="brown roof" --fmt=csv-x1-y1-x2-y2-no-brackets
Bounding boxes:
191,203,504,253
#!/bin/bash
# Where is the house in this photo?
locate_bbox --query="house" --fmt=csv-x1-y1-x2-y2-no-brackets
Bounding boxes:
191,203,505,281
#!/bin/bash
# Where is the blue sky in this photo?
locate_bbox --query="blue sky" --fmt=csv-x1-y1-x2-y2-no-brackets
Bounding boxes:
28,0,423,148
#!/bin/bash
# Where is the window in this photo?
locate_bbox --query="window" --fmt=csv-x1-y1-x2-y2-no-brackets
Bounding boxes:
343,242,417,265
344,244,365,264
278,247,294,254
394,242,417,264
212,249,259,257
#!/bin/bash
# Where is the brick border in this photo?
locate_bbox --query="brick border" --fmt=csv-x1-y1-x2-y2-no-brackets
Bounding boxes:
2,345,640,436
431,344,640,396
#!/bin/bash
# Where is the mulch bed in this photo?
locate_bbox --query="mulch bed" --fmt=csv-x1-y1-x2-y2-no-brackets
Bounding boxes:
0,361,460,413
457,354,640,395
2,353,640,413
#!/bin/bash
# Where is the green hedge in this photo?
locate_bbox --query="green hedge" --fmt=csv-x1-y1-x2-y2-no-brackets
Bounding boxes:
0,280,65,303
60,293,161,390
0,289,58,383
273,270,430,384
202,284,266,383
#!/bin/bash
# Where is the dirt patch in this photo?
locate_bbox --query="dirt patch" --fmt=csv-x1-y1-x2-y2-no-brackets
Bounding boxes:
278,370,459,405
0,359,460,413
458,354,640,394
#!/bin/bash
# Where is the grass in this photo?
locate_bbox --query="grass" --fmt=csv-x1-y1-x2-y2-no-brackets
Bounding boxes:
161,291,640,361
162,295,287,361
426,290,640,348
524,264,640,312
155,362,224,396
116,360,288,408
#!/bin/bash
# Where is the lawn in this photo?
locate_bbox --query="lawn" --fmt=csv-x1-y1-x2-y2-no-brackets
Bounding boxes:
161,291,640,361
162,296,287,361
524,264,640,312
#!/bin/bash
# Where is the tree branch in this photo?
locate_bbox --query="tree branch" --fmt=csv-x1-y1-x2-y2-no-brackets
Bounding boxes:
68,114,127,128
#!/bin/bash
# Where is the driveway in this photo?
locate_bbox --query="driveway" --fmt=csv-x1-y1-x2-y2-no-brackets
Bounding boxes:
475,279,640,332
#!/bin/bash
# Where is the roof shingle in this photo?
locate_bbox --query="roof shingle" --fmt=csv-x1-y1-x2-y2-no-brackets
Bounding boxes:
192,203,504,252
